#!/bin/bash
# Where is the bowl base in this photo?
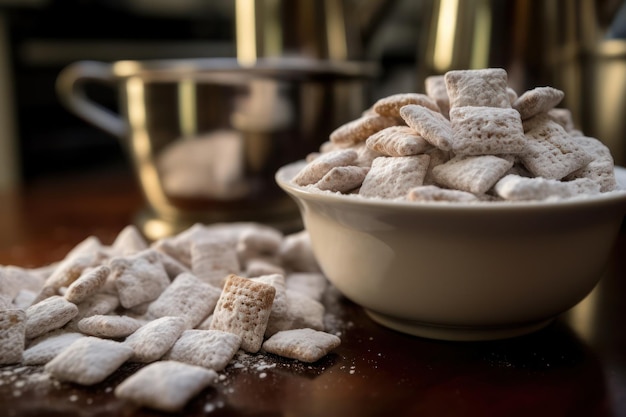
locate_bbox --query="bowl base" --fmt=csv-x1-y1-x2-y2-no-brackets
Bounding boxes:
364,310,555,341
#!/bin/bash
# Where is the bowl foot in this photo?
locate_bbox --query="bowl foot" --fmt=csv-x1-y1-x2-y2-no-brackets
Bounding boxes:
364,310,554,341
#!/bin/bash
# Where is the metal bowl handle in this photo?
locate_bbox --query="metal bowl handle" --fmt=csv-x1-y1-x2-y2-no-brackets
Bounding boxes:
56,60,127,139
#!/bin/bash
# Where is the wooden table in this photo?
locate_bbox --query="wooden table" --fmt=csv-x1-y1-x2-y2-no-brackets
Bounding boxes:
1,166,625,417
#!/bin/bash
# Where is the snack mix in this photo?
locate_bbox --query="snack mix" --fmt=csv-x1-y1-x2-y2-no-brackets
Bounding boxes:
292,68,619,202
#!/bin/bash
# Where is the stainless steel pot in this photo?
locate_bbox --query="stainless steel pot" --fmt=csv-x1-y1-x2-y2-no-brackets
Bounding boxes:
56,57,377,239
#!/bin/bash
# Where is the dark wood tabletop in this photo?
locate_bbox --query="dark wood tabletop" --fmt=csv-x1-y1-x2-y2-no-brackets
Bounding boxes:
1,166,625,417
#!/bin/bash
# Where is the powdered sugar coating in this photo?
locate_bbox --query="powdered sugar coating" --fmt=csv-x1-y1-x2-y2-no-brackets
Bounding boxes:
114,360,217,412
449,106,526,155
359,155,430,199
0,309,26,365
210,274,275,353
262,328,341,363
164,329,241,371
45,336,133,385
124,316,186,363
445,68,511,108
432,155,514,195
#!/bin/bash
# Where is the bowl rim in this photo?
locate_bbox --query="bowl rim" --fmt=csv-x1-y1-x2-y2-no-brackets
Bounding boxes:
275,161,626,214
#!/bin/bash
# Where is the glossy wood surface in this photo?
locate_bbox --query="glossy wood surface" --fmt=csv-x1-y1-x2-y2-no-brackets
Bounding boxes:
1,166,625,417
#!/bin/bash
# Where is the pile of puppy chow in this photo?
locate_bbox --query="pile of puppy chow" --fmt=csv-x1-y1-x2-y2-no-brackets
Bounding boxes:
0,222,340,412
292,68,619,202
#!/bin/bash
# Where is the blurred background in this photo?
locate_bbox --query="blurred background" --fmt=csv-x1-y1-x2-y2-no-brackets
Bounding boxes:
0,0,625,194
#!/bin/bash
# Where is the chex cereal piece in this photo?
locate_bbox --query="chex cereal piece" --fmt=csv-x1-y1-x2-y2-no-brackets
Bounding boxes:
0,309,26,365
244,257,285,278
449,106,526,155
432,155,514,194
150,223,232,269
521,115,593,180
513,86,564,120
25,295,78,339
250,274,289,337
0,265,45,300
292,149,358,186
359,155,430,199
285,272,328,302
191,239,240,287
565,136,617,192
77,315,144,339
110,249,170,309
146,272,221,329
547,108,576,132
329,115,399,146
164,329,241,371
45,336,133,385
407,185,480,203
33,252,102,304
279,230,321,273
210,274,275,353
284,290,325,331
494,174,601,201
65,293,119,332
372,93,440,118
22,330,85,365
64,265,110,304
156,250,191,280
400,105,453,150
444,68,511,108
124,316,186,363
237,225,283,259
262,328,340,363
115,360,217,413
110,225,148,256
425,75,450,118
314,165,370,193
366,125,433,156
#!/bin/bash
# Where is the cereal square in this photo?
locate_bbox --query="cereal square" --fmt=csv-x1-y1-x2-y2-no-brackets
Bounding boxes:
114,360,217,412
22,330,85,365
124,316,186,363
400,104,453,150
314,165,370,193
521,115,593,179
25,295,78,339
164,329,241,371
444,68,511,108
210,274,275,353
513,86,564,120
45,336,133,385
359,155,430,199
262,328,341,363
329,115,399,146
146,272,221,329
77,315,144,339
191,239,240,287
372,93,440,118
449,106,527,155
366,125,432,156
0,309,26,365
432,155,514,194
292,149,358,186
64,265,110,304
110,249,170,309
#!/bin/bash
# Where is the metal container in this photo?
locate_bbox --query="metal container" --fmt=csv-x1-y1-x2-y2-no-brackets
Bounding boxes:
56,57,377,239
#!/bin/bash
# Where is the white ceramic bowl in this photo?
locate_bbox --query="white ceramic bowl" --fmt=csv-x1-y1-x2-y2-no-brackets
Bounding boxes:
276,161,626,341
